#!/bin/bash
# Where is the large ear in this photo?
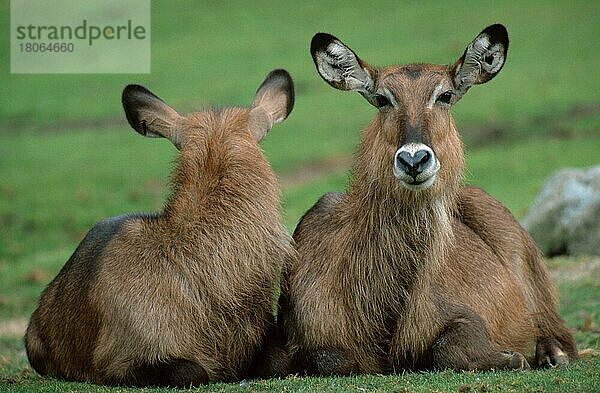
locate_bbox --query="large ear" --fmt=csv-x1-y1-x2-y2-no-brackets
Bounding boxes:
451,24,509,100
310,33,377,99
248,69,295,141
122,85,186,150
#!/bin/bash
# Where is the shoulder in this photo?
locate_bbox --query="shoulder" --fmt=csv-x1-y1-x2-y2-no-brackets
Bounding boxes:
458,186,515,224
457,185,534,257
293,192,346,240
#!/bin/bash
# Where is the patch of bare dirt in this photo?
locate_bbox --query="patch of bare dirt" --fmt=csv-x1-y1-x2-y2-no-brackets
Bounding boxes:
6,103,597,144
279,155,353,189
127,179,167,203
461,103,600,148
25,268,48,284
1,116,123,133
547,256,600,283
0,318,28,338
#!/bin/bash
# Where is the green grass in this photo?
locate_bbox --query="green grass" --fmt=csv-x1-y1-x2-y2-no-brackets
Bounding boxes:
1,0,599,392
3,359,600,393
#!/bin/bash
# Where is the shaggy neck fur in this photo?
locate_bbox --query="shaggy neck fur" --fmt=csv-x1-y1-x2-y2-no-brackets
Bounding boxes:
342,117,462,346
163,111,281,230
157,111,291,298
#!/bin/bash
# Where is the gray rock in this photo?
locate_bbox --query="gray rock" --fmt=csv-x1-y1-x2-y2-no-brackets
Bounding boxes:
522,166,600,257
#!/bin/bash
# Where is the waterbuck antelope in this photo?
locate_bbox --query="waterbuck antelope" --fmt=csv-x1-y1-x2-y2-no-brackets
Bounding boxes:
25,70,296,387
280,25,577,375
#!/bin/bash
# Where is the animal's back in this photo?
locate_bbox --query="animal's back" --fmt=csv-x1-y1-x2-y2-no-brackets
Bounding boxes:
27,208,287,383
90,215,286,382
294,192,346,240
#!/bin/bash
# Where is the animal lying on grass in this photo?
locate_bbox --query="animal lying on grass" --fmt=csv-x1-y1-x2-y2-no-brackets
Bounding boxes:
279,24,578,376
25,69,296,387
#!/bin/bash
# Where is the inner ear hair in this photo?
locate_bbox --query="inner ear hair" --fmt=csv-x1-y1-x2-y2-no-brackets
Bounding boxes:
452,24,508,99
311,33,375,94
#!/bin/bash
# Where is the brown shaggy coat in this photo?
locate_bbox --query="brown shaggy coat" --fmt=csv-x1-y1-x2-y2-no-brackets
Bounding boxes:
25,70,296,387
280,26,577,375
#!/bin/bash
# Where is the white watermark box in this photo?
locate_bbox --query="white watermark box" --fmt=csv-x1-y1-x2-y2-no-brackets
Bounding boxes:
11,0,150,74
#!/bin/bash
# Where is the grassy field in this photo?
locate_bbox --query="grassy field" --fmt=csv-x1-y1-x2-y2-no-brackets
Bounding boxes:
1,1,599,392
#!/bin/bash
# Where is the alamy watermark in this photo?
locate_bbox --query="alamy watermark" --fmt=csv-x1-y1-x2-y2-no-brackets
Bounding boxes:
11,0,150,74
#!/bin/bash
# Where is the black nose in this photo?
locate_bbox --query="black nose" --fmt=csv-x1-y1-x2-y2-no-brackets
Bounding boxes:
396,150,431,178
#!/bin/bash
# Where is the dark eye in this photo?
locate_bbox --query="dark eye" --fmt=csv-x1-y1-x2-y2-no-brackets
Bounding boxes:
373,94,391,108
436,91,453,105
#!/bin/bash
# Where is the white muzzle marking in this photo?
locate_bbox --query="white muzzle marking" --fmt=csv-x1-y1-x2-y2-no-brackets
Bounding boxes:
393,143,440,190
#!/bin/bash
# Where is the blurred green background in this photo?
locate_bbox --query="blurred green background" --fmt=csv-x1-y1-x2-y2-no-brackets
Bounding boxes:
1,1,599,392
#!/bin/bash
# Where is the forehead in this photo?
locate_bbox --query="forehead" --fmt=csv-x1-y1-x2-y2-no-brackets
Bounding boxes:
378,63,450,88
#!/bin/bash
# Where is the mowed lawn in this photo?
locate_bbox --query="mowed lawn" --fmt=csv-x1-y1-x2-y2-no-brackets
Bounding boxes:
1,1,599,392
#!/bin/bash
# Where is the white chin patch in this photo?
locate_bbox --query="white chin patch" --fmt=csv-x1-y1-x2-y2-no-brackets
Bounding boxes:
399,174,437,191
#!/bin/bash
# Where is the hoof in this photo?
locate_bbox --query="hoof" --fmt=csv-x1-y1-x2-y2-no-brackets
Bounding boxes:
537,347,570,368
536,338,570,368
501,350,530,370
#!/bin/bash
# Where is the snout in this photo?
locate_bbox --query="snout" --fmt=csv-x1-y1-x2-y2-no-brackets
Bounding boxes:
393,143,440,190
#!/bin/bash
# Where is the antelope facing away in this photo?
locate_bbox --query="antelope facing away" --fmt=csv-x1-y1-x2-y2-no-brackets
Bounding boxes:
280,25,577,375
25,70,296,387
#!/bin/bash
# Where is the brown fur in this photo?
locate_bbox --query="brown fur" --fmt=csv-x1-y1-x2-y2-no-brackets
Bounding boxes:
25,70,296,387
280,27,577,376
